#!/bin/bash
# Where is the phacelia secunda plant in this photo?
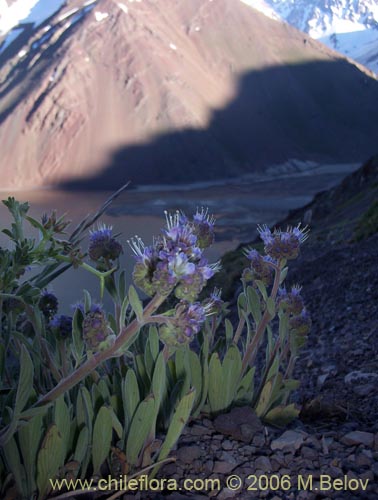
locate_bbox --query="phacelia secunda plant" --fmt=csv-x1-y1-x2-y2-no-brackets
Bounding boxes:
129,209,220,301
0,196,312,500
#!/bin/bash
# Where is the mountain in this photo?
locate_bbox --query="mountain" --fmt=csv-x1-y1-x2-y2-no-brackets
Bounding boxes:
1,0,378,190
245,0,378,73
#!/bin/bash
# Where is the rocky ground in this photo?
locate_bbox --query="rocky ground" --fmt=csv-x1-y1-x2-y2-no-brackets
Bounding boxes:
145,158,378,499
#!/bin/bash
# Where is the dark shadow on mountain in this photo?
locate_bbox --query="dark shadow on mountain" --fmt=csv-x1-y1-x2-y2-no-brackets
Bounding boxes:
0,8,92,126
59,58,378,190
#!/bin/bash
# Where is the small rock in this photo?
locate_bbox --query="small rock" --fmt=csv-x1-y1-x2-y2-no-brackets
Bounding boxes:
344,371,378,385
213,407,263,442
176,445,202,464
252,434,266,447
222,440,234,451
254,456,272,472
191,424,211,436
271,430,307,451
301,446,318,460
355,453,372,467
341,431,374,448
218,488,237,500
213,461,236,474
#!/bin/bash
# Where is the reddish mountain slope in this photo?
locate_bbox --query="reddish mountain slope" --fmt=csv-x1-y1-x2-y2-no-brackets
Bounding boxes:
1,0,378,189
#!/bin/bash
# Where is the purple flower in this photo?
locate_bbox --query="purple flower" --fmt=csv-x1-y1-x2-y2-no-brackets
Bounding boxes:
159,300,209,347
38,290,59,319
192,207,215,248
243,248,273,285
257,224,309,260
278,285,304,314
50,314,72,339
129,209,219,299
88,223,123,262
168,252,196,278
289,308,312,342
82,306,115,352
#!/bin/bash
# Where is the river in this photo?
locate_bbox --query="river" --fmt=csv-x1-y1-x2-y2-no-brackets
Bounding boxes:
0,162,359,310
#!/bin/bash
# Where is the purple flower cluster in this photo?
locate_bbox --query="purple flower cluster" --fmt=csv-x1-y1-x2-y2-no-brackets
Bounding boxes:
257,224,309,261
159,300,213,347
38,290,59,320
88,224,123,262
243,248,275,286
278,285,311,347
278,285,304,315
129,210,219,300
82,306,115,352
50,314,72,339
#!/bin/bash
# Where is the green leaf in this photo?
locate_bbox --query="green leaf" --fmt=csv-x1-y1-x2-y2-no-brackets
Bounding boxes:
255,280,268,301
15,345,34,415
247,286,262,323
109,408,123,440
148,326,160,361
92,406,113,474
77,387,94,437
19,404,51,421
255,380,273,418
152,352,166,410
98,378,111,403
54,396,71,459
128,285,143,322
237,292,247,316
83,290,91,313
18,413,43,495
126,395,156,466
237,366,255,403
264,403,299,426
119,295,129,328
122,369,140,434
279,266,288,285
266,297,276,318
279,312,289,341
188,351,202,412
221,345,242,409
3,436,27,498
74,427,89,465
208,353,223,413
37,424,64,499
118,270,126,302
153,389,196,477
224,319,234,344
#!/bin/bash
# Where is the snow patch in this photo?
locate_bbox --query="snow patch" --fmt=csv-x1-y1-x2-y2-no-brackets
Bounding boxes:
94,11,109,22
240,0,280,21
118,3,129,14
0,0,65,37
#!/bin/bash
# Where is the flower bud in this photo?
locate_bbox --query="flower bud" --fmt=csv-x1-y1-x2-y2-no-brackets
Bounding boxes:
88,224,123,262
244,249,273,286
159,301,206,348
83,309,115,352
38,290,59,320
50,314,72,340
192,208,215,249
258,224,309,261
278,285,304,315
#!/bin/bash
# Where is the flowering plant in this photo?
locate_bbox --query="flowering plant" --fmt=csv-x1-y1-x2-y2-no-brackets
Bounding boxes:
0,195,310,499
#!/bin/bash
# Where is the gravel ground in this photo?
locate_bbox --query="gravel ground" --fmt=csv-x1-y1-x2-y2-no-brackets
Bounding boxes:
147,233,378,500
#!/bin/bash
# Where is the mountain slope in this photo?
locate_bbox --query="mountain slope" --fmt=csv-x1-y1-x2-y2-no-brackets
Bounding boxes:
1,0,378,189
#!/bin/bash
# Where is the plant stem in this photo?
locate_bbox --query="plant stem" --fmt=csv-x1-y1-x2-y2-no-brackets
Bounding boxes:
31,294,165,407
241,263,282,375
